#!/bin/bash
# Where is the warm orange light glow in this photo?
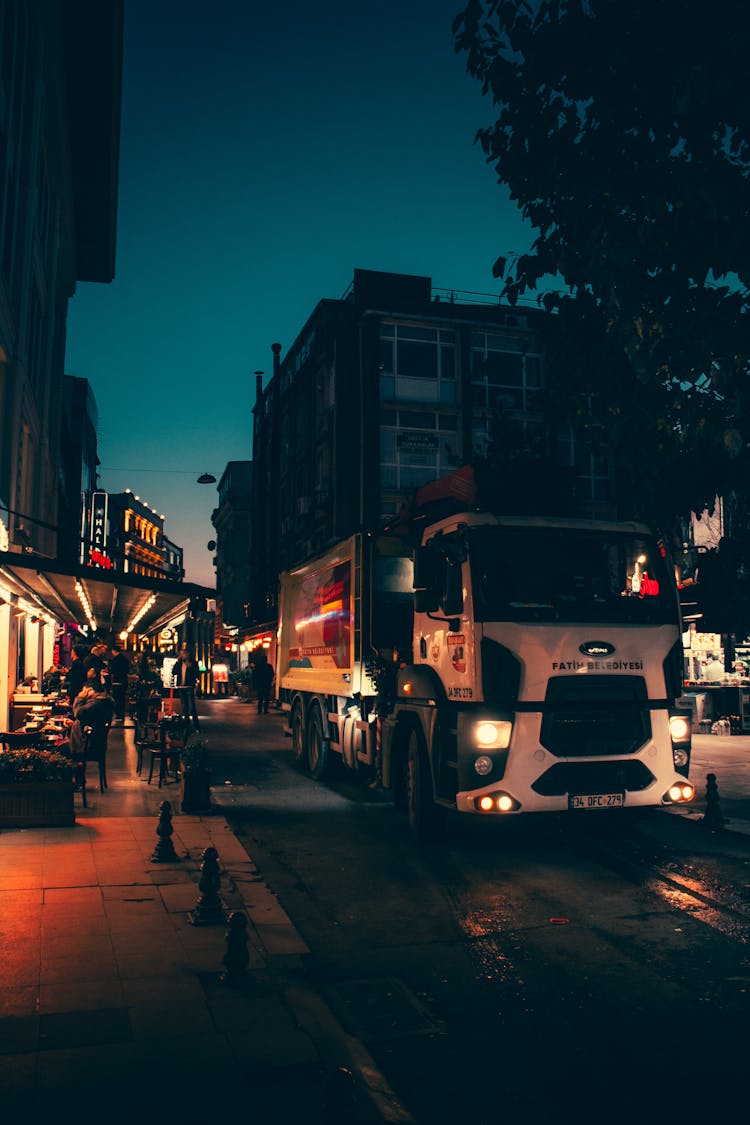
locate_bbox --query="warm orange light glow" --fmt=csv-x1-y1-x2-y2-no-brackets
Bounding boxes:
403,682,413,695
479,795,494,811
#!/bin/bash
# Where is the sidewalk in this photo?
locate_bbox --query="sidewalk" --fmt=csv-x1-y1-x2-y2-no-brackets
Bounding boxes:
2,707,749,1122
0,702,413,1124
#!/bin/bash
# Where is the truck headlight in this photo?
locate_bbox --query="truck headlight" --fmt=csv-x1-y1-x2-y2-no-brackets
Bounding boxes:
669,714,691,742
473,720,512,750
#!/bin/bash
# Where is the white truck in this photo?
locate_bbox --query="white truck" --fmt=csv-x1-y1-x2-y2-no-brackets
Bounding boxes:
276,489,693,837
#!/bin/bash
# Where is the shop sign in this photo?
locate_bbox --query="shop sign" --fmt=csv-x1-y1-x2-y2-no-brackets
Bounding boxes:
397,431,438,451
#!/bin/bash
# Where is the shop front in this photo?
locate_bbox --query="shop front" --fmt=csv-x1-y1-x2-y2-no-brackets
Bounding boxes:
682,627,750,732
0,550,214,732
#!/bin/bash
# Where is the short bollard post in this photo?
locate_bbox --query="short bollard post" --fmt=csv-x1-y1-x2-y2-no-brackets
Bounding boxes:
324,1066,359,1122
702,773,726,831
151,800,181,863
189,846,226,925
220,910,250,985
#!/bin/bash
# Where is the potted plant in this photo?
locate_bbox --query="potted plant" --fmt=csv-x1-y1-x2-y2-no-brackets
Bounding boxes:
0,745,75,827
229,668,254,702
180,733,212,813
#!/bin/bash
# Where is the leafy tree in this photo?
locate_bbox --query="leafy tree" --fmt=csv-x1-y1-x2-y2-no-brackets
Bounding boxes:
454,0,750,533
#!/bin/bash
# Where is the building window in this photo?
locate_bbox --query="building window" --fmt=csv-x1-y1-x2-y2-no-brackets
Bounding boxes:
380,410,459,491
557,425,611,502
379,322,456,404
470,332,542,413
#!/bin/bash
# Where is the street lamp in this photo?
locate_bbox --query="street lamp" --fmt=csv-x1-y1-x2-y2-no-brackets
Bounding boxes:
197,472,217,485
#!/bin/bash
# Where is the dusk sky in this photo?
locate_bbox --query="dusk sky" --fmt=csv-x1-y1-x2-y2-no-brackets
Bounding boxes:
64,0,533,589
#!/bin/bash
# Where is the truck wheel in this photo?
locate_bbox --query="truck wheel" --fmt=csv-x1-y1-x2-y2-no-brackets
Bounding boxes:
392,745,408,811
291,703,307,770
407,728,444,841
307,704,330,780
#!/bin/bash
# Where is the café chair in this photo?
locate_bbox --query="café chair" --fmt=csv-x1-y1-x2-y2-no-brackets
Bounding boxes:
146,716,190,787
81,721,112,792
1,731,42,750
72,753,88,808
134,696,162,775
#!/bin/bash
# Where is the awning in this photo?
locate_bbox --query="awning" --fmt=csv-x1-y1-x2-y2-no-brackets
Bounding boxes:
0,550,214,639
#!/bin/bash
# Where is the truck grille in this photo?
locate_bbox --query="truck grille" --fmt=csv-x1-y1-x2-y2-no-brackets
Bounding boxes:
531,760,655,797
539,676,651,758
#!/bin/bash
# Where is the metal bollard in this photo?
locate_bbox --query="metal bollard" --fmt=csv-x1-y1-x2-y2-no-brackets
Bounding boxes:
189,846,227,925
220,910,250,985
323,1066,360,1122
702,772,726,832
151,800,181,862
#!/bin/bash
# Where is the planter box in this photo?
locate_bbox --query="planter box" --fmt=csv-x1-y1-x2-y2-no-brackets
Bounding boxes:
181,768,212,814
0,783,75,828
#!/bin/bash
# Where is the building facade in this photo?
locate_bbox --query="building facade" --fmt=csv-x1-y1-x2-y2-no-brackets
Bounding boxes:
0,0,122,728
0,0,122,558
57,375,100,563
211,460,252,631
250,268,581,626
104,490,184,582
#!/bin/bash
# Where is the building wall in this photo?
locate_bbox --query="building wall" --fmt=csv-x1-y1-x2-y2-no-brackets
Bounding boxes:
58,375,100,562
0,1,122,728
0,1,122,559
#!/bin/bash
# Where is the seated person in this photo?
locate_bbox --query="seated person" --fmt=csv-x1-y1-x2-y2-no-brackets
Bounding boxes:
60,673,116,761
42,664,64,695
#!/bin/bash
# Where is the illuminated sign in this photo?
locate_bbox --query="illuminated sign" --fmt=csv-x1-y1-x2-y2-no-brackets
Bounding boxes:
89,549,113,570
88,491,110,568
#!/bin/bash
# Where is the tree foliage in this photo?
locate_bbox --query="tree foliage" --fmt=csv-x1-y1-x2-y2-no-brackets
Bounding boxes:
454,0,750,530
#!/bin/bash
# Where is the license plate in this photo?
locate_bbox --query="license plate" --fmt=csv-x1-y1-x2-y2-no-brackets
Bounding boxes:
568,793,625,810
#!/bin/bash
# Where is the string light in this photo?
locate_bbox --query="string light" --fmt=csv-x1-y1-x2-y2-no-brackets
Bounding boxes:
74,580,97,632
126,593,156,633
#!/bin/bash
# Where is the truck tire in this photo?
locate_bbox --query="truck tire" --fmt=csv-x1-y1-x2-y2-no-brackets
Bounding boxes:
307,703,330,781
291,701,307,770
406,728,444,841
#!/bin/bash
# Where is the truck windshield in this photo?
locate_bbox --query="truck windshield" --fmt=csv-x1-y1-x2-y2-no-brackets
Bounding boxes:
469,525,677,625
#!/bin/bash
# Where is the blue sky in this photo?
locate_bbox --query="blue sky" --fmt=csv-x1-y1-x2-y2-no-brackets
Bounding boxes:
64,0,533,588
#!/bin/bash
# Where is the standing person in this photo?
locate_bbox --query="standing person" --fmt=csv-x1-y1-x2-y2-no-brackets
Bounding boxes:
66,644,89,705
109,646,131,725
251,650,274,715
173,644,201,730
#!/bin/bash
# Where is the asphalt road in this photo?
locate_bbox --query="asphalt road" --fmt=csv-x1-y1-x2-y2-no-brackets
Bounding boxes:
203,702,750,1125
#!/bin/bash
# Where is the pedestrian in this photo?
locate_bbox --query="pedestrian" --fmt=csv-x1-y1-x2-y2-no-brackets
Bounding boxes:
109,646,130,724
65,644,89,704
173,644,201,730
251,650,274,714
